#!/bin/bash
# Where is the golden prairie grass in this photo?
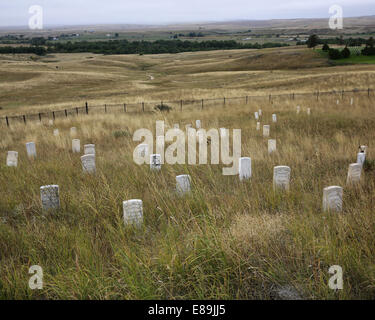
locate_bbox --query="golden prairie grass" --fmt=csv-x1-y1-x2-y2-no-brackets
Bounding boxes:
0,92,374,299
1,46,375,115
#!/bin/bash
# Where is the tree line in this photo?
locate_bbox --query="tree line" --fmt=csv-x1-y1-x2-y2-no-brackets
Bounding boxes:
0,39,288,56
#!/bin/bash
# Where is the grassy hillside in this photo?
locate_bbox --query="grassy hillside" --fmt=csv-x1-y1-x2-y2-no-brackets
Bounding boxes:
1,46,375,115
0,93,374,299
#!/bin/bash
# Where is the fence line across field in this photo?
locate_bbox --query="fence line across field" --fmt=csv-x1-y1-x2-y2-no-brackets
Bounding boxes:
0,87,372,127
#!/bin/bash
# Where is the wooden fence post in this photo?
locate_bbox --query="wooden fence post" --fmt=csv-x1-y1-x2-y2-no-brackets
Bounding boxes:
104,104,107,113
65,109,68,117
85,102,88,114
39,113,42,122
6,116,9,127
76,107,79,115
23,115,26,124
180,100,183,111
124,104,126,112
201,99,204,110
52,111,55,120
142,102,145,112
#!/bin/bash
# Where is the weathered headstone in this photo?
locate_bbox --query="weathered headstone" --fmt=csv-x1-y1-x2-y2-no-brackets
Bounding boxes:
40,185,60,210
150,154,161,171
185,124,192,131
70,127,77,136
26,142,37,158
323,186,343,212
81,154,96,173
268,139,277,154
196,120,201,129
296,106,300,114
254,112,259,120
272,114,277,123
256,122,260,131
347,163,362,184
336,100,339,105
263,125,270,137
258,109,262,116
307,108,311,115
357,152,366,167
350,98,354,105
239,157,251,181
48,119,53,126
6,151,18,167
53,129,59,136
123,199,143,227
176,174,191,195
84,144,95,155
273,166,291,191
72,139,80,153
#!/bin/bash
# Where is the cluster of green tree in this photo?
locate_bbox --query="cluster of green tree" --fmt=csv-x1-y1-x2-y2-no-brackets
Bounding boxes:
0,46,47,55
327,47,351,60
45,39,288,55
362,37,375,56
303,34,375,48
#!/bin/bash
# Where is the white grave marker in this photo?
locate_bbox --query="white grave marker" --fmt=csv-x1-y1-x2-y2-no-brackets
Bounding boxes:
239,157,251,181
307,108,311,115
70,127,77,136
72,139,80,153
6,151,18,167
26,142,37,158
357,152,366,167
256,122,260,131
258,109,262,116
263,125,270,137
48,120,53,126
150,154,161,171
336,100,339,105
350,98,353,105
84,144,95,155
296,106,300,114
254,112,259,120
81,154,96,173
323,186,343,212
268,139,277,154
220,128,227,138
196,120,201,129
53,129,59,136
176,175,191,195
347,163,362,185
123,199,143,227
40,185,60,210
273,166,291,191
272,114,277,123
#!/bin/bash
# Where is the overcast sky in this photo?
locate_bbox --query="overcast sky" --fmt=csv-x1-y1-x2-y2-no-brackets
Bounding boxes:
1,0,374,27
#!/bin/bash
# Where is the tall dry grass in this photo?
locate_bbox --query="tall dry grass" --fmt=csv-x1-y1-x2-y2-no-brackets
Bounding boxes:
0,93,374,299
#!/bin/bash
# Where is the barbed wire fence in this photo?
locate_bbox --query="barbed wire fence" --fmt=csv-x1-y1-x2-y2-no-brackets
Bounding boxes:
0,88,372,127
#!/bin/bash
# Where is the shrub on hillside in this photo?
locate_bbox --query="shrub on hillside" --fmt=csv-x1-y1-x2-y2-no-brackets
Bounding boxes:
341,47,351,59
362,46,375,56
328,48,342,60
322,43,330,51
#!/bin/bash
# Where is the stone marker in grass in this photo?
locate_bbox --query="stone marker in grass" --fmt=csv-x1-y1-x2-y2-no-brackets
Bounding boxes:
268,139,277,154
123,199,143,227
307,108,311,115
357,152,366,167
150,154,161,171
196,120,201,129
6,151,18,167
26,142,37,158
254,112,259,120
40,185,60,210
70,127,77,136
273,166,291,191
256,122,260,130
323,186,343,212
272,114,277,123
176,174,191,195
81,154,96,173
72,139,80,153
296,106,300,114
84,144,95,155
347,163,362,185
259,109,262,116
53,129,59,136
263,125,270,137
239,157,252,181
